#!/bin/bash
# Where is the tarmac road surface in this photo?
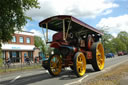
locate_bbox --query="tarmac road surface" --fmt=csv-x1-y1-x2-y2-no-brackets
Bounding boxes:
0,55,128,85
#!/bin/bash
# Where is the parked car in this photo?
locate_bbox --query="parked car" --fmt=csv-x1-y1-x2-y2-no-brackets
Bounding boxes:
118,52,123,56
123,52,127,55
106,53,114,58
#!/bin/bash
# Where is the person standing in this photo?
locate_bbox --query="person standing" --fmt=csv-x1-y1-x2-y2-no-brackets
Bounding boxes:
6,57,11,68
25,56,30,65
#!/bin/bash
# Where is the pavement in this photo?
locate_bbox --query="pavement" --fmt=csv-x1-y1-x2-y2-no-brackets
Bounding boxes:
0,55,128,85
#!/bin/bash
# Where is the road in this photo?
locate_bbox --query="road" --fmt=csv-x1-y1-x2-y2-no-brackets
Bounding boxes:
0,55,128,85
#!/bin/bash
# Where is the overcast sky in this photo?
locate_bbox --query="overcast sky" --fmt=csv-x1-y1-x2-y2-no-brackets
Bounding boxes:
24,0,128,38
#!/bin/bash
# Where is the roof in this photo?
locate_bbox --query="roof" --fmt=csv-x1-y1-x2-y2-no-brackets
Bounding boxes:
15,31,34,36
39,15,103,35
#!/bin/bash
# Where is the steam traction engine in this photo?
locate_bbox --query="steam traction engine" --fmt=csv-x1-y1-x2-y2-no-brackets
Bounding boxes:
39,15,105,77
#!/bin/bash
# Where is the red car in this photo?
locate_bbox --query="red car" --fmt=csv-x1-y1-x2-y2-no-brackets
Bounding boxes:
118,52,123,56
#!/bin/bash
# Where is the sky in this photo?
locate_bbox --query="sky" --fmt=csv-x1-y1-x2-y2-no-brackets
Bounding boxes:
24,0,128,39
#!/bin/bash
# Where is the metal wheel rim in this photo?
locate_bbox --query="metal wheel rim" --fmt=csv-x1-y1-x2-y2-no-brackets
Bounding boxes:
50,55,62,75
96,43,105,70
76,53,86,76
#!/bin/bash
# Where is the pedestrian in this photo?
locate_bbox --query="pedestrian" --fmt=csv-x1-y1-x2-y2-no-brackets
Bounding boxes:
26,56,30,65
6,58,11,68
39,55,42,63
35,57,37,63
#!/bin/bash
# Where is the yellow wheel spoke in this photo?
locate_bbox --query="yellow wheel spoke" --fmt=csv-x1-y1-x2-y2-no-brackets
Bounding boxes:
100,59,103,62
80,66,83,72
98,61,101,67
51,67,55,69
77,61,82,67
51,61,57,67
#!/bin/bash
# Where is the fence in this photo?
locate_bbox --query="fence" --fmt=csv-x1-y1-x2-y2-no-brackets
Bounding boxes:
0,58,42,73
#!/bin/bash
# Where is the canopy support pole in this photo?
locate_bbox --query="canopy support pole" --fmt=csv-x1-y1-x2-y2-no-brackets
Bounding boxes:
63,19,66,41
66,21,71,39
42,28,46,43
46,23,48,42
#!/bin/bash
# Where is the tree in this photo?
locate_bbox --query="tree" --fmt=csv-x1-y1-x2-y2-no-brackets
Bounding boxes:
99,28,114,54
0,0,39,48
98,27,128,54
117,31,128,51
111,38,126,53
104,41,116,54
34,36,46,54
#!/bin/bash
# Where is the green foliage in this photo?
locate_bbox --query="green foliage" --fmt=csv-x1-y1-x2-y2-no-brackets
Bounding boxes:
47,45,53,55
34,36,53,56
0,57,3,67
34,36,46,54
0,0,39,45
117,31,128,51
100,29,114,54
100,28,128,54
111,38,126,53
104,41,116,53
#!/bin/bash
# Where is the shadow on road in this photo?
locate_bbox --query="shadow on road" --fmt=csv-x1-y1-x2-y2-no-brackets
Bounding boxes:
0,73,52,85
59,68,94,80
0,68,94,85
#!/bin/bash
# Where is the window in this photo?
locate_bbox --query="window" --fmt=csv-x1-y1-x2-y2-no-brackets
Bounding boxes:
19,37,24,43
24,53,27,57
12,52,16,57
2,51,5,59
26,37,30,43
12,36,16,42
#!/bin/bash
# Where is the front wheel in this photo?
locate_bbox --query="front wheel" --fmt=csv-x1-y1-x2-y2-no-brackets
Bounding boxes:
91,42,105,71
48,54,62,76
73,52,86,77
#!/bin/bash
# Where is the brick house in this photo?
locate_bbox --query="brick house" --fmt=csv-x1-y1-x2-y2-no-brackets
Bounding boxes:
1,31,40,63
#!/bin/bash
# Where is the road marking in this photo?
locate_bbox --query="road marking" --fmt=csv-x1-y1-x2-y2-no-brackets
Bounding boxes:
64,58,128,85
64,75,88,85
10,75,21,83
64,81,79,85
79,75,88,82
101,69,106,72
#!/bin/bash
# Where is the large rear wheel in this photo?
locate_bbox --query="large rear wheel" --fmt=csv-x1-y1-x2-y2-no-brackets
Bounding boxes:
48,54,62,76
91,42,105,71
73,52,86,77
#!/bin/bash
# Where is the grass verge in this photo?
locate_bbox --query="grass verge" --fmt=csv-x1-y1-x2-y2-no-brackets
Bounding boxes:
0,65,42,74
84,62,128,85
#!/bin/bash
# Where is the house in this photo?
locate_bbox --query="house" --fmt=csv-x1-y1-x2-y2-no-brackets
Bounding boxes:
1,31,40,63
